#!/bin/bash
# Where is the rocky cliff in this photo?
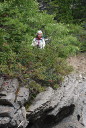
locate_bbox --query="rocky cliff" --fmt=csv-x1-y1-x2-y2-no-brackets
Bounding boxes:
26,73,86,128
0,54,86,128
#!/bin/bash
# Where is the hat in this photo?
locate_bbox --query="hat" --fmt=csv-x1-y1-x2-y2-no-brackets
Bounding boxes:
37,30,43,34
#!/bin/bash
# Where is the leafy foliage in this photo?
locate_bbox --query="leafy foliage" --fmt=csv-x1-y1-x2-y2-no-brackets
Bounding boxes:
0,0,85,100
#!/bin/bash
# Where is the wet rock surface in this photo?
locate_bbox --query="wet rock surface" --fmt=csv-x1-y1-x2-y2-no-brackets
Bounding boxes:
0,77,29,128
27,73,86,128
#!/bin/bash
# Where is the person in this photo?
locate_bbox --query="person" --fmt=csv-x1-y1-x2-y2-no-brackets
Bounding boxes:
31,30,45,49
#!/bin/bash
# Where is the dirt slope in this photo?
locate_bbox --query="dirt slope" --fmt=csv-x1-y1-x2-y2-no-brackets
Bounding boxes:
67,53,86,74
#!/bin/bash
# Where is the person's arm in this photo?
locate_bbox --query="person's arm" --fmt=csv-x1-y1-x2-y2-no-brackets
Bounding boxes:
42,38,45,49
31,38,36,46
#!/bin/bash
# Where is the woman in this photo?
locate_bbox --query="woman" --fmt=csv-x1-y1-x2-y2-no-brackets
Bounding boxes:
31,30,45,49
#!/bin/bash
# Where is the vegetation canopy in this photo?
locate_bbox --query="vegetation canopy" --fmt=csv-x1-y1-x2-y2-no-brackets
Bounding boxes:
0,0,86,100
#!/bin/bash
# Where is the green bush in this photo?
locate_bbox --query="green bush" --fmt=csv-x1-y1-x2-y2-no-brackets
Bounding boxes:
0,0,85,98
66,23,86,52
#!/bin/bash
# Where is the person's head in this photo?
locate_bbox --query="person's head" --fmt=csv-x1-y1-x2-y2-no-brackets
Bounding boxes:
37,30,43,38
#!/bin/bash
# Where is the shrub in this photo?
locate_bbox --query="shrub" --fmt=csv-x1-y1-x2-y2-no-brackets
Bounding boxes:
0,0,85,101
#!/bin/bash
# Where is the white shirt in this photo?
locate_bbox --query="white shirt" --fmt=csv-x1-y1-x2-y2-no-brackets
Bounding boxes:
31,37,45,49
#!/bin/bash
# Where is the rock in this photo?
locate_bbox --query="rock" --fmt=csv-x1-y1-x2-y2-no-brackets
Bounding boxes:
10,107,28,128
28,87,54,112
0,77,29,128
0,117,10,128
0,93,16,106
27,73,86,128
0,78,19,93
0,72,86,128
52,115,83,128
16,87,29,105
0,106,15,117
